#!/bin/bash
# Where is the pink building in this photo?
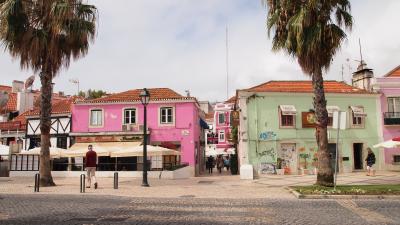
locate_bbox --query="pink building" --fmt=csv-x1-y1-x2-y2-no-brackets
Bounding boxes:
374,65,400,170
206,101,235,155
71,88,205,175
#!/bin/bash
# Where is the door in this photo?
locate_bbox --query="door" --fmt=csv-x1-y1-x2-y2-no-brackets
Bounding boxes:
328,144,339,173
279,143,296,174
353,143,363,170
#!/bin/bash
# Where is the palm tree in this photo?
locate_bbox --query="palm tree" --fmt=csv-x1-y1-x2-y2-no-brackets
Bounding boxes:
0,0,97,186
264,0,352,186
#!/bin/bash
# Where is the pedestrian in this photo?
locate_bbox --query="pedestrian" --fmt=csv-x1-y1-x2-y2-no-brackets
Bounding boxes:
85,144,98,189
216,155,224,173
365,147,376,176
207,156,214,174
224,156,230,171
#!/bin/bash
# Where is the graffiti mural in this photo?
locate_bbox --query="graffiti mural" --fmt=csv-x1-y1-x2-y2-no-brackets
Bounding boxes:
259,131,277,141
257,146,276,163
279,143,296,173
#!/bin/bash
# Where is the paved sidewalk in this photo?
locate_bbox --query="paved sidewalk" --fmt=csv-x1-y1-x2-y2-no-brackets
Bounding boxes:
0,171,398,199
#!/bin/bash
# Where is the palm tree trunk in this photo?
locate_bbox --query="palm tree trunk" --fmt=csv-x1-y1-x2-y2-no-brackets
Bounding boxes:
39,70,55,187
313,69,334,187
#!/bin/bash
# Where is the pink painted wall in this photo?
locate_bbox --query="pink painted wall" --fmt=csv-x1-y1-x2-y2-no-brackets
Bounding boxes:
72,102,200,166
376,77,400,163
214,104,233,149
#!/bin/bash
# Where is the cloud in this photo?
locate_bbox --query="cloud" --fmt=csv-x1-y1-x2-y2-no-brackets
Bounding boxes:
0,0,399,102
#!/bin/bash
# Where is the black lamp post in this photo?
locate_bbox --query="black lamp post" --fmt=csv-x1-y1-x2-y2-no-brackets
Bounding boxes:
140,88,150,187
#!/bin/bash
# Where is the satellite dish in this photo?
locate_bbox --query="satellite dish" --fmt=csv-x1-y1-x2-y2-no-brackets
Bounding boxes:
25,75,35,90
0,91,9,108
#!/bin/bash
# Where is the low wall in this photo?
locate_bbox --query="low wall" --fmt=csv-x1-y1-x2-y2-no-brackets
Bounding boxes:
10,166,195,179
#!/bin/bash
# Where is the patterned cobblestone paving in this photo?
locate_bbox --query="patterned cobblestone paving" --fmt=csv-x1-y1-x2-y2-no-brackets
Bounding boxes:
0,194,399,225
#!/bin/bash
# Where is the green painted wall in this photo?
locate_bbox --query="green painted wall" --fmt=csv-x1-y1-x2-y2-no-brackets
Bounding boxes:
245,93,380,174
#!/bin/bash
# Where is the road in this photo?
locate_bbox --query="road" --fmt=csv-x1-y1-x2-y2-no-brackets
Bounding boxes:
0,194,399,225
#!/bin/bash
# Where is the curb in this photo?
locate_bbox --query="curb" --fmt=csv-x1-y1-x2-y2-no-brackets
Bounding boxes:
286,187,400,200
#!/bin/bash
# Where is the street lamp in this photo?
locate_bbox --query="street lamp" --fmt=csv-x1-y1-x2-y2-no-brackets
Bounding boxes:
140,88,150,187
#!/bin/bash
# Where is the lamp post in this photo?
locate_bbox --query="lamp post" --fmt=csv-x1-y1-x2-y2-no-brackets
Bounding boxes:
140,88,150,187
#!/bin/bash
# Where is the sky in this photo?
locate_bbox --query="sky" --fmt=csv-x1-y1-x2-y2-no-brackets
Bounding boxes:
1,0,399,102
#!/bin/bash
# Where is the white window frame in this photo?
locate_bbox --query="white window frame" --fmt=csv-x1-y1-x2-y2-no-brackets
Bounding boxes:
279,108,295,128
89,108,104,128
158,106,175,126
123,108,137,125
218,130,225,142
350,106,365,128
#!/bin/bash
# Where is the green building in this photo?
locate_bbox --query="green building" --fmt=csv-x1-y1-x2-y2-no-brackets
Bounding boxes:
236,81,382,176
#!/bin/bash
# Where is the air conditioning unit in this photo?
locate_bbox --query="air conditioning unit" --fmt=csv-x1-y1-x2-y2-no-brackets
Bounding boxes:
122,124,136,132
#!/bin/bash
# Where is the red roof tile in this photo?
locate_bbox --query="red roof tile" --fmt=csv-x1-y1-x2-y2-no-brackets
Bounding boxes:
246,80,372,94
0,85,12,93
205,112,214,120
225,96,236,104
384,65,400,77
0,121,24,131
23,97,80,117
81,88,196,103
3,93,17,112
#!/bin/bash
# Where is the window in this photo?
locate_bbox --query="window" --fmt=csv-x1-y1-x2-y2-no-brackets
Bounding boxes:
90,109,103,126
281,114,294,127
56,137,68,149
388,97,400,113
218,113,225,124
394,155,400,164
350,106,366,128
327,117,333,127
279,105,296,128
160,107,173,124
124,108,136,124
218,130,225,142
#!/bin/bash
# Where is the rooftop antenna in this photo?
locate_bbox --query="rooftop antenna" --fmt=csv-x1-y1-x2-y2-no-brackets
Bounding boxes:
226,25,229,101
69,78,80,96
341,64,344,82
359,38,363,64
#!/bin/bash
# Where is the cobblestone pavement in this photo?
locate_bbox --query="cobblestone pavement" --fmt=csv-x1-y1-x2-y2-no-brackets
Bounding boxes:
0,194,399,225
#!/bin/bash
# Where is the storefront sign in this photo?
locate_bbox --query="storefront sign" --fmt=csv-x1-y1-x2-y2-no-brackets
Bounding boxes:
302,112,317,128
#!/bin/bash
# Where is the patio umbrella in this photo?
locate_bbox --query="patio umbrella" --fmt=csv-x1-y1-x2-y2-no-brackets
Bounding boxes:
0,145,9,160
110,145,180,157
373,137,400,148
19,147,65,158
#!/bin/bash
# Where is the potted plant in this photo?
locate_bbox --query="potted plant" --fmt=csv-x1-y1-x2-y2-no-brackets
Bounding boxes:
276,158,285,175
299,153,310,175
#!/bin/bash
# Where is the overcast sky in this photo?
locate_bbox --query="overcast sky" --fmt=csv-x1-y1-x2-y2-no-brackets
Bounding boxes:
1,0,399,102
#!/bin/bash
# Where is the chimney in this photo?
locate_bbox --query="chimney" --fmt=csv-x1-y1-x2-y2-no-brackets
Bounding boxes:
17,91,34,113
352,60,374,91
185,90,190,97
58,91,64,97
12,80,24,93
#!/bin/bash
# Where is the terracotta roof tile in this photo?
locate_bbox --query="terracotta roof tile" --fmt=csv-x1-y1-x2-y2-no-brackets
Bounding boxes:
2,93,17,112
384,65,400,77
23,97,79,117
0,85,12,92
246,80,372,94
0,121,24,131
81,88,196,103
205,112,214,120
225,96,236,104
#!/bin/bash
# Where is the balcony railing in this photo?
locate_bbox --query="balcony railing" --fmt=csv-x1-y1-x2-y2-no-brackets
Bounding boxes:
384,112,400,125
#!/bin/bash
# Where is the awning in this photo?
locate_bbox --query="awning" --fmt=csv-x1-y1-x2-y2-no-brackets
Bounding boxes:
327,106,340,116
19,147,64,158
62,142,141,157
200,118,209,129
350,106,367,117
279,105,297,115
110,145,180,157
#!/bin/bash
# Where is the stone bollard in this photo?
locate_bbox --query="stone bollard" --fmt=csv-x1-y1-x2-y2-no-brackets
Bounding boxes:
34,173,40,192
114,172,118,189
80,174,85,193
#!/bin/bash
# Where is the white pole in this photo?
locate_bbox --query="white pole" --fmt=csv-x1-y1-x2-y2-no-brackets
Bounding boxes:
334,112,341,190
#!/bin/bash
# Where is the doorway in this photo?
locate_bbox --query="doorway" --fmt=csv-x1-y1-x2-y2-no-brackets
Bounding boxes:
353,143,363,170
328,144,339,173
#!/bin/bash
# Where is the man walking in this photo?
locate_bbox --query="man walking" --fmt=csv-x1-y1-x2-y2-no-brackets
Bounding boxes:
85,144,98,189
